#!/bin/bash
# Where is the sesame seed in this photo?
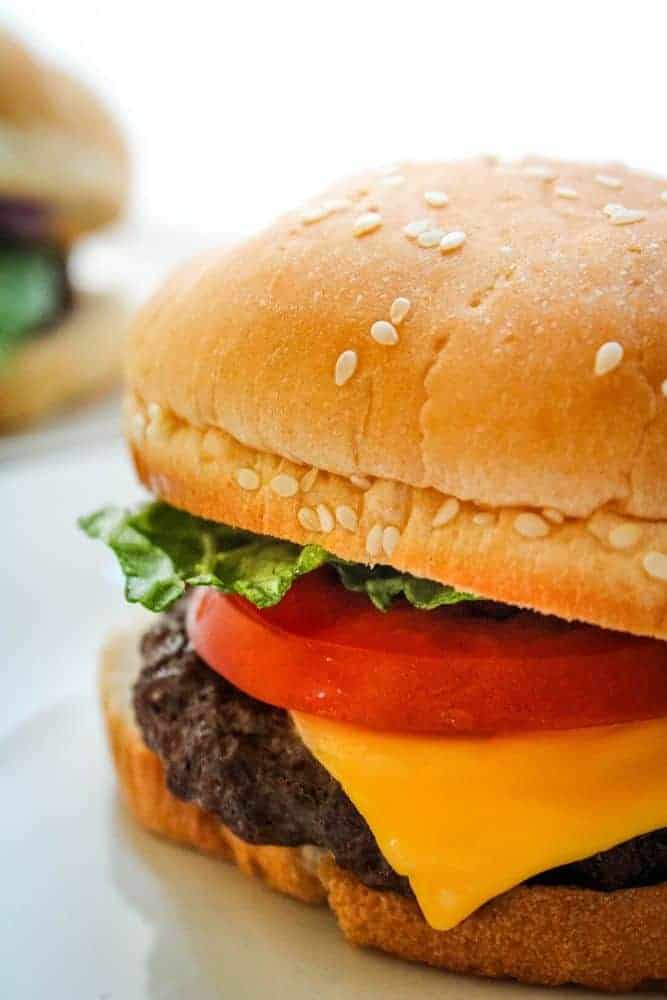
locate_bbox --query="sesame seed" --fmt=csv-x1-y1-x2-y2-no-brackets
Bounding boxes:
662,379,667,397
366,523,383,558
379,174,405,187
335,505,358,532
299,200,347,224
643,551,667,582
594,341,624,377
201,432,225,460
370,320,399,346
609,522,643,550
130,410,146,440
555,186,578,200
146,403,173,440
270,473,299,497
335,349,358,386
417,229,445,248
523,164,557,181
353,212,382,237
403,219,432,239
595,174,623,190
300,205,329,224
542,508,565,525
298,506,321,532
604,204,647,226
236,468,260,491
473,512,496,526
514,512,550,538
350,475,372,489
499,244,513,254
661,192,667,204
610,209,647,226
440,230,467,253
389,297,411,325
146,403,162,438
432,497,460,527
323,198,349,212
585,519,601,538
382,526,401,557
316,504,335,533
424,190,449,207
300,467,318,492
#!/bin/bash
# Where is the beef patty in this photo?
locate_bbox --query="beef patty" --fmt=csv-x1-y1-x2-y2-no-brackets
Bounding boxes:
134,599,667,898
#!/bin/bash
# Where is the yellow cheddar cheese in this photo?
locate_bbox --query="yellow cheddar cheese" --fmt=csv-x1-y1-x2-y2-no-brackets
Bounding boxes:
293,713,667,930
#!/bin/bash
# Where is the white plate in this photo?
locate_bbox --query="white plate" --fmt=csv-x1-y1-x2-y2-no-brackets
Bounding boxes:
0,443,656,998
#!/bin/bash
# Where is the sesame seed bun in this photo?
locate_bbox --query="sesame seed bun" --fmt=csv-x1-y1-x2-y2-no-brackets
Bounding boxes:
125,157,667,638
102,627,667,992
0,28,128,239
0,292,130,429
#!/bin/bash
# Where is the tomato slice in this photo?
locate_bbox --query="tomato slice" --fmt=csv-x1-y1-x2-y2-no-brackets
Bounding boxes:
187,570,667,735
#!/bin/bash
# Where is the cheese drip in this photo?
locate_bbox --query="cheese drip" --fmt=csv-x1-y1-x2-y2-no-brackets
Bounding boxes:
293,713,667,930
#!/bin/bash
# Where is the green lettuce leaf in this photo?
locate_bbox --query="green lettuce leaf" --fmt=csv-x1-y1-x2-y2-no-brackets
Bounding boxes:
79,500,477,613
0,247,64,364
332,561,476,611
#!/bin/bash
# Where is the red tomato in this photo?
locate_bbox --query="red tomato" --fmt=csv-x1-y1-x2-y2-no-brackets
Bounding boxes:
187,571,667,735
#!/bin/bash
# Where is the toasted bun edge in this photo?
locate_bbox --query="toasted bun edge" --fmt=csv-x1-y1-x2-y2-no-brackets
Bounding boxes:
125,399,667,639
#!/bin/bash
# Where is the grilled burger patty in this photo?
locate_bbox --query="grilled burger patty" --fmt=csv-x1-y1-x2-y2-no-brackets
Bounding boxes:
134,599,667,898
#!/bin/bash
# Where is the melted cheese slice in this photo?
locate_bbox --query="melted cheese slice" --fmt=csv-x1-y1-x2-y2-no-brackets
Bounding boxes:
293,713,667,930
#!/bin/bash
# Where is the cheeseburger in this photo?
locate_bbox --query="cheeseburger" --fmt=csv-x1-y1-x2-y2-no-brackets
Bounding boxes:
83,158,666,991
0,28,129,428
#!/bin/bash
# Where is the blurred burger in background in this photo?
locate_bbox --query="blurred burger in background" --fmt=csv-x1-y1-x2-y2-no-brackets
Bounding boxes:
0,26,129,430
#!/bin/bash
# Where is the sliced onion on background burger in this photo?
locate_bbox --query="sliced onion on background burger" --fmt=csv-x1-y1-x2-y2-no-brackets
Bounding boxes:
82,157,667,992
0,27,129,429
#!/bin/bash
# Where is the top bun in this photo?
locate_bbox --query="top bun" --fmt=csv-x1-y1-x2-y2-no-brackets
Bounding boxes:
125,157,667,639
0,28,128,239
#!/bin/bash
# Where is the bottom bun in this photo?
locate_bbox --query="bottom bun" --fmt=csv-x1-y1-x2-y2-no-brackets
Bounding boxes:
0,291,129,429
101,628,667,993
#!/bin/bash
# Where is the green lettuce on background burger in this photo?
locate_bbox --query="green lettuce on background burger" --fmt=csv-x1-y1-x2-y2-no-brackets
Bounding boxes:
0,200,71,366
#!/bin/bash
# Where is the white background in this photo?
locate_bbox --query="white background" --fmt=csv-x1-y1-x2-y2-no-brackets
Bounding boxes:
6,0,667,237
